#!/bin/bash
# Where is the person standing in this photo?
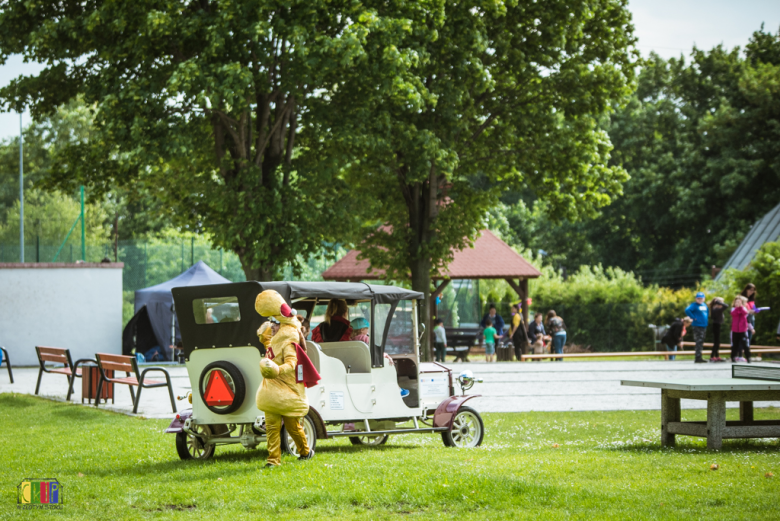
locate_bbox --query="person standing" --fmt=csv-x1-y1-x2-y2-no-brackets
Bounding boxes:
731,295,751,363
685,292,709,364
508,303,529,361
527,313,546,361
545,310,567,362
480,304,506,348
482,319,498,363
433,319,447,363
708,297,728,362
741,283,757,349
661,317,692,361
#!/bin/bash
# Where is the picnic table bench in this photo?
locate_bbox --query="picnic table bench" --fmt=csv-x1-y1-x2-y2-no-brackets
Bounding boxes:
622,364,780,449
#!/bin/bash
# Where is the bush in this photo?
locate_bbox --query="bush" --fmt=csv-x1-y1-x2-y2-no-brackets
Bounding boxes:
529,265,695,351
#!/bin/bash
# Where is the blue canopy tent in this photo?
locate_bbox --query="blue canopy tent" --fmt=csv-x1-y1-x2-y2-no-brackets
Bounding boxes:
132,261,230,360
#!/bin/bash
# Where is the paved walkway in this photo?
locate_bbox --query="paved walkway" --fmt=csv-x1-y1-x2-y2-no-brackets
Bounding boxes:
448,360,780,413
2,360,778,418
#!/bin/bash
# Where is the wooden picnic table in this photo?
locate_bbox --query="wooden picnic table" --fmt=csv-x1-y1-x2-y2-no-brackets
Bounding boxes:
621,364,780,449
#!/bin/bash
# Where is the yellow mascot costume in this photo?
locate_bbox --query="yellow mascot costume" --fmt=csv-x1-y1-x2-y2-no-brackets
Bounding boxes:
254,290,312,467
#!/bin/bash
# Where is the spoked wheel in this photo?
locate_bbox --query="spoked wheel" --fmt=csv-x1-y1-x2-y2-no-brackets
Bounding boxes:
441,406,484,448
349,434,390,446
176,424,215,460
281,414,317,457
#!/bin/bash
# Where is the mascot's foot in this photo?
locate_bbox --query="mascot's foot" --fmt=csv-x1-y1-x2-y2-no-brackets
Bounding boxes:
264,463,279,468
298,448,315,461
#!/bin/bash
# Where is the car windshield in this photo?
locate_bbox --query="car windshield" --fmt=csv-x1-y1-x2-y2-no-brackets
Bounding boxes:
385,300,415,355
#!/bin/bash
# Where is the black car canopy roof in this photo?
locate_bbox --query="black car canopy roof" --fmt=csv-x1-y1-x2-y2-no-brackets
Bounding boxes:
172,281,422,364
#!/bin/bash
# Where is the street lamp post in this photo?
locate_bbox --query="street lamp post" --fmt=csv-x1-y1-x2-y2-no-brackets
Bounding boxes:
19,112,24,263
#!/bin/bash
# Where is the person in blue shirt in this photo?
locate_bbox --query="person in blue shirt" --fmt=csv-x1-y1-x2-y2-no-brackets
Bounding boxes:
480,304,505,347
685,292,709,364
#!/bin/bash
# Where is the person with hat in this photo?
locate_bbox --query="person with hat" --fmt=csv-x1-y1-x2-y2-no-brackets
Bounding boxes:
685,292,709,364
350,316,370,344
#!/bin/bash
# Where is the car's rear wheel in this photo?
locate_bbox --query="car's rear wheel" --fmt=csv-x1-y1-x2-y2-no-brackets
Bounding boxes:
176,424,215,460
281,414,317,457
349,434,390,446
441,406,484,448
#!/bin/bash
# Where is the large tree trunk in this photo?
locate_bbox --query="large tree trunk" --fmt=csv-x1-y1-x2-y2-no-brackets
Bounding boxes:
403,164,439,363
410,255,433,362
238,253,275,281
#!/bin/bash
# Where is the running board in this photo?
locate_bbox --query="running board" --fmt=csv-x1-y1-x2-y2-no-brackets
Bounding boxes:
327,427,448,437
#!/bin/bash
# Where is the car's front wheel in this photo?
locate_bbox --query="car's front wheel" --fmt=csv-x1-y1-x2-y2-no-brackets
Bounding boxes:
441,406,484,448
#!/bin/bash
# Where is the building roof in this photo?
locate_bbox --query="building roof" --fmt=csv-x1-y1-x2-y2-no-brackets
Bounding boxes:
717,201,780,278
322,230,542,281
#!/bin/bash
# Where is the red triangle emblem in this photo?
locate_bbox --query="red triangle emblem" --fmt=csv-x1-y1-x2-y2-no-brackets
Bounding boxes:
204,370,234,406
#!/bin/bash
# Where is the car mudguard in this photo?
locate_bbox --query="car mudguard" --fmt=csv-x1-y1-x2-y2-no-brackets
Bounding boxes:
433,395,481,429
165,408,193,434
307,406,329,440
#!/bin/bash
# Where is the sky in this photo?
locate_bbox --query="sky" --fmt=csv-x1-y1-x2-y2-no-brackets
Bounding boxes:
0,0,779,141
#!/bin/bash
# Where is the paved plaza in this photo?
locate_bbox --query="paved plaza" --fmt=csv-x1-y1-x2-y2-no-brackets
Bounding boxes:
2,360,779,419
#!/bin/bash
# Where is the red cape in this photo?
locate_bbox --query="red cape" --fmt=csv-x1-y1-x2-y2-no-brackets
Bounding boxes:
294,343,321,388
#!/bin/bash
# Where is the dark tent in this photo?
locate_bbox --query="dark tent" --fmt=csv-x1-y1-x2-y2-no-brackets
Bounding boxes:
122,305,158,357
133,261,231,360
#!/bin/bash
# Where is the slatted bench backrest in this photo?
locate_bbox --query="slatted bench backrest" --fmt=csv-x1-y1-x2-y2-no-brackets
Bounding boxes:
732,364,780,382
36,346,70,365
96,353,136,375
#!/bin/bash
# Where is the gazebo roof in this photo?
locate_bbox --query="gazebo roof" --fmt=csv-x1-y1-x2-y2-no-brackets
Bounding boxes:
322,230,542,281
717,201,780,278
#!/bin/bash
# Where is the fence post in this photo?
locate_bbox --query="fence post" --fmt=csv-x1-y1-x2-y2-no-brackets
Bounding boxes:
36,235,39,263
144,242,147,288
190,237,194,266
180,240,184,272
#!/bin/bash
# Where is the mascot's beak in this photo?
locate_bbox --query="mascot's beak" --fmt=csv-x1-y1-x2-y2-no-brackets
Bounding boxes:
280,303,293,317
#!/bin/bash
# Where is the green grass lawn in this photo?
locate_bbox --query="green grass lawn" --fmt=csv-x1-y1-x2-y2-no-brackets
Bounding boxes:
3,393,779,520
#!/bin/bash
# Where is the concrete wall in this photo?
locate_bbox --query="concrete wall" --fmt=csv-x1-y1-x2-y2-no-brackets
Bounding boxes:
0,263,123,366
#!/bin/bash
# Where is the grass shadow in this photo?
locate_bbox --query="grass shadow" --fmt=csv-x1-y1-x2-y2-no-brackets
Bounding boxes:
606,439,780,454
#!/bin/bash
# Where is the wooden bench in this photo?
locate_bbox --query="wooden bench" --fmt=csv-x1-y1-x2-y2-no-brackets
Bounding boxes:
94,353,176,414
0,346,13,383
35,346,95,401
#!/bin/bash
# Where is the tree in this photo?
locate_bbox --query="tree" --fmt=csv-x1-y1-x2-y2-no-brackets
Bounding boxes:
317,0,636,358
0,0,410,280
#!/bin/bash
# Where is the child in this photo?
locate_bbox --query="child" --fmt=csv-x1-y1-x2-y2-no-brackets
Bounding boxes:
350,317,370,344
685,291,709,364
433,319,447,362
708,297,728,362
730,295,750,363
483,319,498,363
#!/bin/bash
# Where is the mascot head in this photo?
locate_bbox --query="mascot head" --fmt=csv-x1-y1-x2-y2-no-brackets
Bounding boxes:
255,289,300,327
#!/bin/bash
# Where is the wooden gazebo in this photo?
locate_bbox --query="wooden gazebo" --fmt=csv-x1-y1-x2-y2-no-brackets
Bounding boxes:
321,230,542,326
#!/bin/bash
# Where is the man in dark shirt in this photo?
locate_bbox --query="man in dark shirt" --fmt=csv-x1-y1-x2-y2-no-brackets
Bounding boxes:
480,304,506,346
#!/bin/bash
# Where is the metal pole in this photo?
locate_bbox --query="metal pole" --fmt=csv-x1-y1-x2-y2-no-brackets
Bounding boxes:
19,112,23,263
190,236,194,266
80,186,85,261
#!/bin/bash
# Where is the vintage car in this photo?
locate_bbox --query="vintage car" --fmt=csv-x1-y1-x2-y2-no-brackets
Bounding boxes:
165,281,484,460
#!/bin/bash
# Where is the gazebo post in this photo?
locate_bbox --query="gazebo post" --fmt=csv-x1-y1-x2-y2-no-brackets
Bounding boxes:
430,280,451,351
505,277,529,326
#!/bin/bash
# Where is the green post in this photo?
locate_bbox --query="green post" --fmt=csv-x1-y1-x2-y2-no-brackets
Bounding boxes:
80,186,85,261
191,237,194,266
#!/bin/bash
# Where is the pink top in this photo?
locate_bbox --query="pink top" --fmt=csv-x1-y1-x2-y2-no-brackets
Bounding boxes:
731,306,748,333
353,333,370,344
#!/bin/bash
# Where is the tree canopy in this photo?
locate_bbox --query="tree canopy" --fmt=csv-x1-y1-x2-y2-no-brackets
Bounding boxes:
495,27,780,284
0,0,414,279
314,0,636,356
